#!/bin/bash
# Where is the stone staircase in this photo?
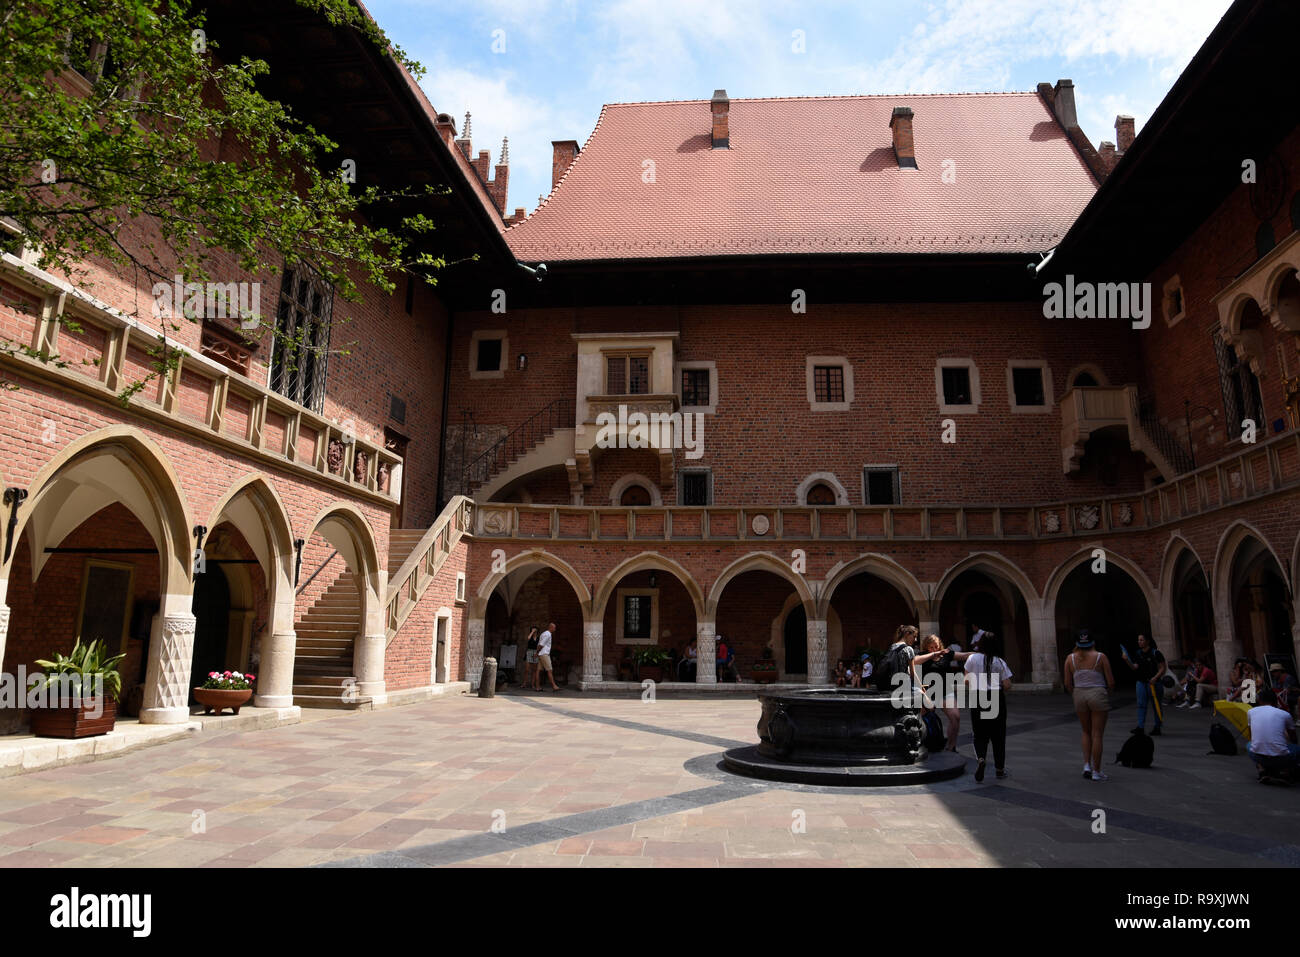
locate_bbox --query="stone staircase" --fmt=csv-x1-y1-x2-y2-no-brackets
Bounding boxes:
291,530,439,709
291,571,370,710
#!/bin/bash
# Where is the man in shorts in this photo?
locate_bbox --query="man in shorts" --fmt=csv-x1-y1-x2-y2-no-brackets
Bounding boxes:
535,621,559,692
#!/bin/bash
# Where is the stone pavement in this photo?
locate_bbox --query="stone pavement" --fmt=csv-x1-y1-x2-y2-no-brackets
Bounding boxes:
0,688,1295,868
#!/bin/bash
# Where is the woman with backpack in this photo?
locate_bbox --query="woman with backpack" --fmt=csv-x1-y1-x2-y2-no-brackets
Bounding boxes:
963,631,1013,781
916,634,963,751
1064,630,1116,781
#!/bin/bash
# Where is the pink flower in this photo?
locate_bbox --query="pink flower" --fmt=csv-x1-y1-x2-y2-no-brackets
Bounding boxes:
223,671,232,676
247,674,256,681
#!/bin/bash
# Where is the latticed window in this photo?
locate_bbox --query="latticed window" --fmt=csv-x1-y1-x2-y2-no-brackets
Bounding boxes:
682,368,710,407
270,266,333,412
623,595,651,639
814,365,845,404
1211,326,1263,439
679,470,711,506
606,354,649,395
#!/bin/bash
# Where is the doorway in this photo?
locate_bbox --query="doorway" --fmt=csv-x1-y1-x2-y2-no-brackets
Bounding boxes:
190,565,231,701
784,605,807,674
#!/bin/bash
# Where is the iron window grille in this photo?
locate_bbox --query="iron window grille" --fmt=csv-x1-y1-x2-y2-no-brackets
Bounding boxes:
269,265,334,413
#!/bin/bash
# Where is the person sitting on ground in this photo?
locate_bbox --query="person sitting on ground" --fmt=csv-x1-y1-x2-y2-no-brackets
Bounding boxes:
848,659,862,688
1186,657,1219,709
678,638,698,682
1247,687,1300,783
834,659,848,686
1170,658,1198,706
1269,663,1297,714
1225,658,1250,702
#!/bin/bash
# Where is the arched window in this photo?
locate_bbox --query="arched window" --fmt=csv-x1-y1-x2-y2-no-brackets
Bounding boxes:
806,482,836,505
620,484,652,506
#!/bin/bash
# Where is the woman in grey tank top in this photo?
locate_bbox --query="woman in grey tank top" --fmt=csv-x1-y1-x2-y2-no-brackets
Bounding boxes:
1064,630,1115,781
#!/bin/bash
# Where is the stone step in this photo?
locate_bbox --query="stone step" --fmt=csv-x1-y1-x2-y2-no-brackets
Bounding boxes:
291,692,373,711
290,672,353,687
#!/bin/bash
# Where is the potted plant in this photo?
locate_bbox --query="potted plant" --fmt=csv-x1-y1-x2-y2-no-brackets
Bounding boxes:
618,652,635,682
751,646,779,684
30,638,125,738
194,670,256,715
633,646,671,683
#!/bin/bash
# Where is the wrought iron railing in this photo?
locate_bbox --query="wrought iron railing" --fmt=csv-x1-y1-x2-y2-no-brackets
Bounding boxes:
1133,392,1195,476
460,396,574,494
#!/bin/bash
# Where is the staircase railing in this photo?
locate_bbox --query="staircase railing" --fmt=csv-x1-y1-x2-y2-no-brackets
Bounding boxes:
384,495,473,644
460,396,574,494
1131,391,1195,477
295,549,339,596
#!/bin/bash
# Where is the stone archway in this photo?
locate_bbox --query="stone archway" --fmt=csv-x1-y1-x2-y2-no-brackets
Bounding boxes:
0,429,195,724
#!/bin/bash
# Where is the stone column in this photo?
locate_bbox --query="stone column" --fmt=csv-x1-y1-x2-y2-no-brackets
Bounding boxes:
695,620,716,684
1211,606,1240,699
466,618,485,690
355,633,387,702
140,612,197,724
582,621,604,687
1027,598,1059,686
1292,597,1300,682
806,618,829,685
254,630,297,709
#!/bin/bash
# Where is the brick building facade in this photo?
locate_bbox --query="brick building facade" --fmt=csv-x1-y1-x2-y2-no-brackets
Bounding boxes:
0,0,1297,731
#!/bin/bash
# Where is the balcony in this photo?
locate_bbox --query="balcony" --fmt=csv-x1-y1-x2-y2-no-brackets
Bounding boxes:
573,392,680,488
1060,385,1193,480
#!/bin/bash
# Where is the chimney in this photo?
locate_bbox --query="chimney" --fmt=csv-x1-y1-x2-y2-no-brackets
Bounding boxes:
489,137,509,215
711,89,729,149
890,106,917,169
1115,114,1135,154
1098,140,1117,171
1050,79,1077,129
552,139,580,188
475,149,491,183
455,111,473,160
434,113,457,148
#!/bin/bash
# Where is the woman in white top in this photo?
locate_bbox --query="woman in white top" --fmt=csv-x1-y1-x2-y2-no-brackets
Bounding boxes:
1063,630,1116,781
963,631,1013,782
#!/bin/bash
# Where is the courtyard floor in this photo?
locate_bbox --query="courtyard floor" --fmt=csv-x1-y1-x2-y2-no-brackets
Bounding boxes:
0,688,1295,868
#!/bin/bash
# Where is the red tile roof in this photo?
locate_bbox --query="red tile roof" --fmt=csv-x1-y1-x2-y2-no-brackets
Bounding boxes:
505,92,1099,262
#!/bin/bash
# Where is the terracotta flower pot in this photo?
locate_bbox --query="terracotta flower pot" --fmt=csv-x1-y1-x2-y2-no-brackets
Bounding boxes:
751,669,779,684
638,665,664,683
30,698,117,738
194,687,252,715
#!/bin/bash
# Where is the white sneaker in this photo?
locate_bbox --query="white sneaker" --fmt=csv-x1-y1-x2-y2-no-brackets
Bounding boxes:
1091,771,1110,782
1189,702,1201,709
1177,702,1189,709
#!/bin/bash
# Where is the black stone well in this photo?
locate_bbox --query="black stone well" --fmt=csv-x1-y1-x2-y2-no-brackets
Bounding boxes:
722,687,965,786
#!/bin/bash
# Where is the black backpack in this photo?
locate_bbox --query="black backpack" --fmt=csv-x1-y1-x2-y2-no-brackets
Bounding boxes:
1115,729,1154,768
1208,721,1238,756
921,710,946,752
877,644,911,690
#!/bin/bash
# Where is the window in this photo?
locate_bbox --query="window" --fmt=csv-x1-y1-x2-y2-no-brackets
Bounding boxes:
1162,275,1186,326
806,483,836,505
615,588,659,643
476,338,502,373
679,470,712,506
469,330,507,379
682,368,710,407
1006,360,1053,413
269,266,333,412
623,594,652,639
814,366,844,404
1256,223,1276,260
1211,327,1264,439
934,358,980,413
607,354,649,394
455,572,466,603
620,484,652,506
941,366,971,406
863,466,900,505
805,356,854,410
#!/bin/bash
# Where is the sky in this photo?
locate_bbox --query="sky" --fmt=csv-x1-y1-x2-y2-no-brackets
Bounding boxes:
364,0,1236,218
